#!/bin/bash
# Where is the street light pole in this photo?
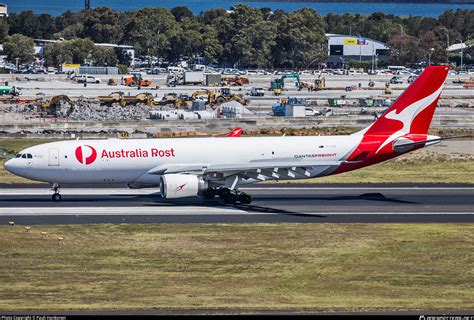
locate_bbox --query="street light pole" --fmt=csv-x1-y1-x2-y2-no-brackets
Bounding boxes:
428,48,435,66
439,26,450,63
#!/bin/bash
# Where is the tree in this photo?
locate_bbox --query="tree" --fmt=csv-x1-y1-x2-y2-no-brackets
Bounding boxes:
0,17,9,42
44,38,96,66
91,47,117,66
8,11,56,39
171,6,193,22
3,34,35,64
122,8,179,57
273,8,327,69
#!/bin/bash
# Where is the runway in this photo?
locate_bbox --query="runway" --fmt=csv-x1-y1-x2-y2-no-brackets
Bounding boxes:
0,184,473,224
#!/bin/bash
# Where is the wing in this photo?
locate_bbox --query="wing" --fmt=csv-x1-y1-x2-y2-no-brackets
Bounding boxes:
147,158,351,183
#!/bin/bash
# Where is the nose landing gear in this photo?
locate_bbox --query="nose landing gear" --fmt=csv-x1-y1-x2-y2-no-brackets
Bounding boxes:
51,183,62,201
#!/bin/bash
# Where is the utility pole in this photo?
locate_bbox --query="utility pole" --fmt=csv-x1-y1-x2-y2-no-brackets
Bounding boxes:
85,0,90,10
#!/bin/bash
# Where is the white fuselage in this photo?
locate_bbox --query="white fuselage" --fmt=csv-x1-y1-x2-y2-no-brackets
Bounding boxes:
5,135,362,185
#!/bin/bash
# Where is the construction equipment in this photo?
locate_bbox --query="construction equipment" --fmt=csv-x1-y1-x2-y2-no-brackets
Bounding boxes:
314,77,326,90
166,71,204,86
98,92,154,107
222,76,249,86
270,73,301,90
0,85,21,96
37,95,75,116
121,74,152,87
209,87,247,107
155,93,193,108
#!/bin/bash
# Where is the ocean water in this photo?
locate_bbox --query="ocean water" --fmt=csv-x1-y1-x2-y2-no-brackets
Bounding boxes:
3,0,473,16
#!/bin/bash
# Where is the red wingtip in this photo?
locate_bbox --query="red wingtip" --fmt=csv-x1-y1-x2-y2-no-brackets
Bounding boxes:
227,128,243,137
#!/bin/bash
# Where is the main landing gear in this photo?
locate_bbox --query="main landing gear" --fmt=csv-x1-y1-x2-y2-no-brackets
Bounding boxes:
202,187,252,205
51,183,62,201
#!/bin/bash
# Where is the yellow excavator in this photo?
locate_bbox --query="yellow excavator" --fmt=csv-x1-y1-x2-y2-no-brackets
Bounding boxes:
37,95,75,116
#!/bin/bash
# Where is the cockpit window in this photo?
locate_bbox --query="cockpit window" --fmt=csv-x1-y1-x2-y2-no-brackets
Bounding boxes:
15,154,22,158
21,154,27,159
27,154,33,159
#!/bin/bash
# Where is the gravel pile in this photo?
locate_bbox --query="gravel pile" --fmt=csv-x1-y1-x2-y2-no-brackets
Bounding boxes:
5,101,161,121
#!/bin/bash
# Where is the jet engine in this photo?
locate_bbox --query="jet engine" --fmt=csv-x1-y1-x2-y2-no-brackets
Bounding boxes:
160,174,208,199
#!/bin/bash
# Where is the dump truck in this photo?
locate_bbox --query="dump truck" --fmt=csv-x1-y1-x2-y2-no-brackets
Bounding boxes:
98,92,154,107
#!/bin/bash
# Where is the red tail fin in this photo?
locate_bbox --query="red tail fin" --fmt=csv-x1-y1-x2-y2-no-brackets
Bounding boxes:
364,66,449,137
227,127,243,137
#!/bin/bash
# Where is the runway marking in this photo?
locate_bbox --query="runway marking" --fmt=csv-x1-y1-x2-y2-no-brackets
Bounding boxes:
242,187,474,190
0,207,247,216
0,186,472,196
0,207,472,216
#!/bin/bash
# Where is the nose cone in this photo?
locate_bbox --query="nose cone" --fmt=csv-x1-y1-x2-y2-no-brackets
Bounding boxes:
4,158,13,173
4,158,20,175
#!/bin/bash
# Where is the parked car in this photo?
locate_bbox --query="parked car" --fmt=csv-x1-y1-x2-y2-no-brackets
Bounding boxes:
407,75,417,84
305,108,320,116
73,75,101,84
250,87,265,97
390,76,404,84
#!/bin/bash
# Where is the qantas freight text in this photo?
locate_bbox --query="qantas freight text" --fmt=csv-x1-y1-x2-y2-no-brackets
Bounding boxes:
101,148,176,159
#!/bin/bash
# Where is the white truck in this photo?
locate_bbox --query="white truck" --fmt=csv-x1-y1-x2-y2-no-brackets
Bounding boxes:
167,71,204,85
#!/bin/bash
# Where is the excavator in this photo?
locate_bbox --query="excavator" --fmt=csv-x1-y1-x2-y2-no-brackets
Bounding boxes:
270,73,301,90
36,95,75,116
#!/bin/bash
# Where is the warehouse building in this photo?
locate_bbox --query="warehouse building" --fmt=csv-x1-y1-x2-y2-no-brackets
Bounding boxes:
326,34,390,67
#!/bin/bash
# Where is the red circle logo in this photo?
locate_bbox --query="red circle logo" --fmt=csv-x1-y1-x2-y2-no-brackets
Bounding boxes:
75,145,97,165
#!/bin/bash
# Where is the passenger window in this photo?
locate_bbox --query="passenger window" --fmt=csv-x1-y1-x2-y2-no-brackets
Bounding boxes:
27,154,33,159
22,154,27,158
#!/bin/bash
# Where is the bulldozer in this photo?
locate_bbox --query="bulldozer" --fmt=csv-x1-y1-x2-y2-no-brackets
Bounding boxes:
36,95,75,116
121,74,152,87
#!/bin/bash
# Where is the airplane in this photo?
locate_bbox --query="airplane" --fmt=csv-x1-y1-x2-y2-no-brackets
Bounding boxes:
5,66,450,204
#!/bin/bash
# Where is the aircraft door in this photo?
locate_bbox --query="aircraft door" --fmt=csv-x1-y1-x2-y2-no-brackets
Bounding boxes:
49,148,60,166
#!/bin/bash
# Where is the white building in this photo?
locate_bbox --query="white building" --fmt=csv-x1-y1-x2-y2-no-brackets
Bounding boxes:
326,34,390,67
0,4,7,17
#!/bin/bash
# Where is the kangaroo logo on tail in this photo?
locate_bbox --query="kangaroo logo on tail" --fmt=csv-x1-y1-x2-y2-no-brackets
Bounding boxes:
375,84,444,153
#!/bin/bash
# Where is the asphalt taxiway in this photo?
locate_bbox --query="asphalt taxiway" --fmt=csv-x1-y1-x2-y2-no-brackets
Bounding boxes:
0,184,472,224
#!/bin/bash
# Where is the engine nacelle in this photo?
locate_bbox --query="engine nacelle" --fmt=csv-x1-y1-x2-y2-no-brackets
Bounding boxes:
160,174,207,199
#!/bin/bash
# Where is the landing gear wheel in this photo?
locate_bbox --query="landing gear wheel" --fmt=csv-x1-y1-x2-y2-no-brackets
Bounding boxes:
202,188,217,199
52,193,62,201
224,193,237,205
218,188,231,199
238,193,252,204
